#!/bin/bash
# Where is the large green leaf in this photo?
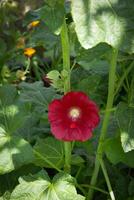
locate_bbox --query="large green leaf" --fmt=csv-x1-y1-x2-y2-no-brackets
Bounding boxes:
19,81,58,110
0,191,10,200
33,1,64,35
103,137,134,167
34,137,64,169
11,170,85,200
28,25,59,49
0,85,29,135
76,43,111,75
0,85,17,106
116,103,134,152
71,67,107,105
0,85,34,174
71,0,134,53
0,128,34,174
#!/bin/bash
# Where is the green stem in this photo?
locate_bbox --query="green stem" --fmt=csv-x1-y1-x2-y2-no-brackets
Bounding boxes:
33,60,41,80
123,64,130,90
128,72,134,105
88,48,118,200
64,142,71,173
75,166,82,179
115,61,134,96
24,58,31,74
76,183,86,196
99,159,115,200
61,18,71,93
81,184,109,195
61,17,71,173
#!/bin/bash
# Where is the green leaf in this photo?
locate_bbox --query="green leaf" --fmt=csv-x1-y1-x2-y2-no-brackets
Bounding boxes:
71,155,84,166
34,137,64,169
115,175,129,200
38,2,65,35
0,85,29,134
0,134,34,174
71,69,106,105
45,0,63,7
0,191,10,200
71,0,134,53
76,43,111,75
0,85,17,106
47,70,60,81
19,81,58,110
47,70,64,92
116,103,134,152
0,85,34,174
11,170,85,200
28,24,59,49
0,38,6,57
103,137,134,167
103,137,124,165
128,179,134,196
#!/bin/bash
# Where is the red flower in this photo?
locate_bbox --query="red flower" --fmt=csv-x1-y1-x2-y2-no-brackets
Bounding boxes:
48,91,100,141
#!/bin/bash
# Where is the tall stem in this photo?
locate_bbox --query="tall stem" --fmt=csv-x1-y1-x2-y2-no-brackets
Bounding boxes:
61,18,71,173
99,159,115,200
88,48,118,199
61,18,71,93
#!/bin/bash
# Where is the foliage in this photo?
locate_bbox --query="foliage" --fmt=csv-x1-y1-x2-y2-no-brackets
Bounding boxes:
0,0,134,200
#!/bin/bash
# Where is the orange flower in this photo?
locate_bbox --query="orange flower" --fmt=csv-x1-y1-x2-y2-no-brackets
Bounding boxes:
28,20,40,28
24,48,36,57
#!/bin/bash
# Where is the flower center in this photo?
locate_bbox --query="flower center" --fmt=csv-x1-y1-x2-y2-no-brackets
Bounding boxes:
69,107,81,119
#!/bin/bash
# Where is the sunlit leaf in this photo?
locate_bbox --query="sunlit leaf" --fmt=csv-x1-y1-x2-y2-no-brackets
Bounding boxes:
11,170,85,200
71,0,134,53
116,103,134,152
0,133,34,174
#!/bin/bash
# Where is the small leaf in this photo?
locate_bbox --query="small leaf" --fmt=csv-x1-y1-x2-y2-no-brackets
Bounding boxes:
116,103,134,152
47,70,61,81
11,170,85,200
47,70,63,90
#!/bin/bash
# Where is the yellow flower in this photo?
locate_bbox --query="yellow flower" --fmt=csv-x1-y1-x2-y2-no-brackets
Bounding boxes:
28,20,40,28
24,48,36,57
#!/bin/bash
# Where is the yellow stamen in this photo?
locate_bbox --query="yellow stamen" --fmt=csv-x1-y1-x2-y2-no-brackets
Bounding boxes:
69,107,81,119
